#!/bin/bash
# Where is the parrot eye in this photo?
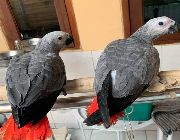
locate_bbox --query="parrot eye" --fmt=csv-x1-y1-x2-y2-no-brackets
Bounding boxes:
58,37,62,40
158,22,164,26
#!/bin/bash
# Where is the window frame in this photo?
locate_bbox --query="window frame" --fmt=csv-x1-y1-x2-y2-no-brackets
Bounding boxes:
0,0,20,50
128,0,180,45
0,0,80,50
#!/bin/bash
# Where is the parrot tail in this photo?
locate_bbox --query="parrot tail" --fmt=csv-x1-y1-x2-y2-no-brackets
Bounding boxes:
84,96,123,126
0,115,52,140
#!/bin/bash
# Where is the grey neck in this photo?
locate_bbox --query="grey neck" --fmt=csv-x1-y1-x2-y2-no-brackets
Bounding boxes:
34,40,60,55
130,25,156,45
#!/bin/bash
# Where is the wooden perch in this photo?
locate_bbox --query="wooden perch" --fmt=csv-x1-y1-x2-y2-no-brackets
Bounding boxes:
65,77,94,94
0,78,94,101
147,70,180,92
1,70,180,112
1,70,180,101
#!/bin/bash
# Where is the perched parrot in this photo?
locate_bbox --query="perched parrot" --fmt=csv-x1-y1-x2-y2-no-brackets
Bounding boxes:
84,16,179,128
0,31,73,139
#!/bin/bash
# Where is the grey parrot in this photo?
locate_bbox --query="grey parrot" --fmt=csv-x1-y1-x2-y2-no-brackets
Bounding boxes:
6,31,73,128
84,16,179,128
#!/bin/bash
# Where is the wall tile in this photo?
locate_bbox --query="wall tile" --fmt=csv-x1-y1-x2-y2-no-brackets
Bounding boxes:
161,45,180,71
0,67,7,85
60,51,95,80
91,50,103,70
154,45,162,71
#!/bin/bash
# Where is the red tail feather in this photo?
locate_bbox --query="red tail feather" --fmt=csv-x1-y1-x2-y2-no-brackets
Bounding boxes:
87,96,123,125
0,115,52,140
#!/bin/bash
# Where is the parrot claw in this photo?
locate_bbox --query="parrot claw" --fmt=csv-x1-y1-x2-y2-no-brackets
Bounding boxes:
61,88,67,96
62,91,67,96
158,77,167,84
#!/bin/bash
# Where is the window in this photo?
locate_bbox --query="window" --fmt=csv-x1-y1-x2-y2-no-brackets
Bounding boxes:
0,0,79,49
129,0,180,44
9,0,60,39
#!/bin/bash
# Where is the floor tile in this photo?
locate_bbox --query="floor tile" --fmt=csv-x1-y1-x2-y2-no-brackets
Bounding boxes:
146,130,157,140
47,112,55,128
52,127,68,140
51,109,79,129
127,131,147,140
171,131,180,140
68,128,93,140
90,130,117,140
146,130,180,140
47,112,54,123
82,123,96,130
5,113,11,119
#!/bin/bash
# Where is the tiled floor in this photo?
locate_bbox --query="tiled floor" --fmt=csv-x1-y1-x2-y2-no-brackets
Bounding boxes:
47,108,180,140
69,129,118,140
2,109,180,140
67,129,180,140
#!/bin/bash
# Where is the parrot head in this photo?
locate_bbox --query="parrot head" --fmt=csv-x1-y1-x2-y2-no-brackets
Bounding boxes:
146,16,179,35
36,31,73,52
134,16,179,41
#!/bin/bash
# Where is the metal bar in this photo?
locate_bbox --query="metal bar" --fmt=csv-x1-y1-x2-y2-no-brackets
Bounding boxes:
0,103,11,113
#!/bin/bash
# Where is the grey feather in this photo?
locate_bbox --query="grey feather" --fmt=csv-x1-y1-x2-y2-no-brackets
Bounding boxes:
95,38,159,98
95,16,177,98
6,31,72,108
84,16,178,128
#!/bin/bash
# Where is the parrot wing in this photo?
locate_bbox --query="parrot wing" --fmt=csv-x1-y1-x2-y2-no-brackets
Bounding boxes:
6,53,31,107
6,52,66,108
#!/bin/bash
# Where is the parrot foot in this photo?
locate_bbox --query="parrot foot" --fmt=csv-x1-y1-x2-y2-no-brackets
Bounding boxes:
61,88,67,96
159,77,167,84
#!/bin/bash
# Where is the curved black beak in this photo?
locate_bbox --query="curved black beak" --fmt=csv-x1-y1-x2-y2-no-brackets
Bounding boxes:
168,22,179,34
66,35,74,45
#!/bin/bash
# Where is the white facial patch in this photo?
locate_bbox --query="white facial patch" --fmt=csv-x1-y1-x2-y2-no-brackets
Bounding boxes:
148,16,174,34
111,70,116,86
